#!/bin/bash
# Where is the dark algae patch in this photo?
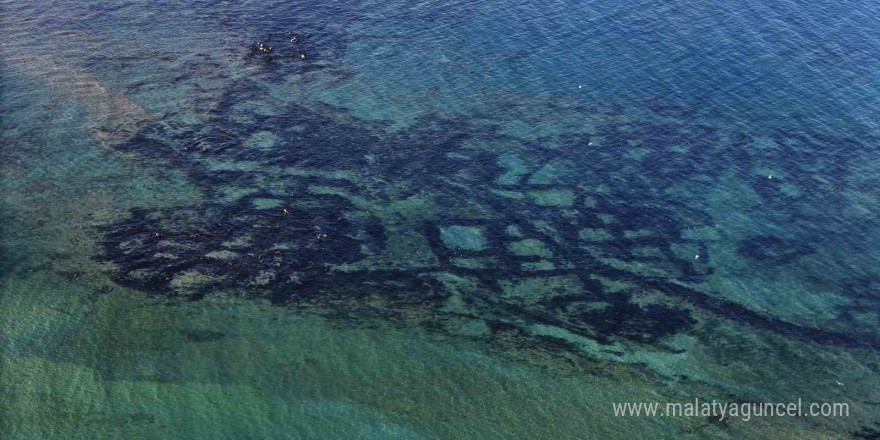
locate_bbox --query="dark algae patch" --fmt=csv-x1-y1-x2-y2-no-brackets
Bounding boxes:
95,70,880,356
737,235,814,265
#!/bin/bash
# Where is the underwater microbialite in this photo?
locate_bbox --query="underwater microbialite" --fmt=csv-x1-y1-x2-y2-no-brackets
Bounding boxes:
97,31,880,360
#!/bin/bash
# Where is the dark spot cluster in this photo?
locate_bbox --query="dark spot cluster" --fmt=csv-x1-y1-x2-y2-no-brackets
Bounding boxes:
97,66,880,354
101,194,371,299
736,235,815,265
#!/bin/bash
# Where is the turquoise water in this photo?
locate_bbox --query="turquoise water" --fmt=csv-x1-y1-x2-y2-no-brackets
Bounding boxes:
1,0,878,438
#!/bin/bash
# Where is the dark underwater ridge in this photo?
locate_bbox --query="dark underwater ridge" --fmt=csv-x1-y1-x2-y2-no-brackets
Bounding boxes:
1,0,878,438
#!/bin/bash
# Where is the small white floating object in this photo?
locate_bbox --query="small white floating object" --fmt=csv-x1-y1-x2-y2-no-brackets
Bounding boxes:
578,85,582,89
695,254,700,260
768,175,773,179
835,380,844,386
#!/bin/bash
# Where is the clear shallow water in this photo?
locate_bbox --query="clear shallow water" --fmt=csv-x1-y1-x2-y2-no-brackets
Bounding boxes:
1,0,878,438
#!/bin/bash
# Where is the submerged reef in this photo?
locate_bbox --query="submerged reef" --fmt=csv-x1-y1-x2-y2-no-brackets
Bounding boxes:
736,235,814,265
98,60,880,357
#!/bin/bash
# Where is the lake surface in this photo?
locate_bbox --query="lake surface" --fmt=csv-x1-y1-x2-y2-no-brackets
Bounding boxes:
1,0,878,438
